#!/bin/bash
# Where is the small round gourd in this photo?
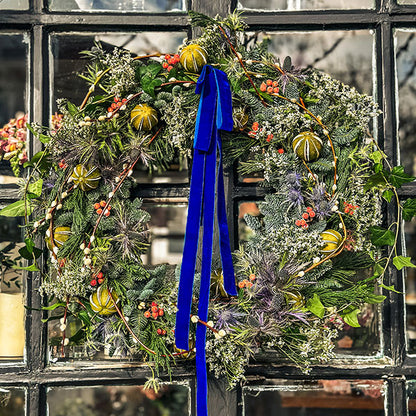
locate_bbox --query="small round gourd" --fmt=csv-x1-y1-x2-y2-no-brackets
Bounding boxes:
179,45,208,73
46,226,71,251
89,286,119,316
71,165,101,192
320,229,343,254
130,104,158,131
292,131,323,162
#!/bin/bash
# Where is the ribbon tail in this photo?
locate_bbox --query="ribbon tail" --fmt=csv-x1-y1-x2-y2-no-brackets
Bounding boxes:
175,150,206,350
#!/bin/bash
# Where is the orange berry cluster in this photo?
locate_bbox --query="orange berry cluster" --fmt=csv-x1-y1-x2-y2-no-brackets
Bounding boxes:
238,273,256,289
58,159,67,169
248,122,284,151
344,202,359,215
93,200,111,217
162,54,180,72
90,271,105,287
107,96,127,114
144,302,165,320
260,79,280,94
295,207,316,229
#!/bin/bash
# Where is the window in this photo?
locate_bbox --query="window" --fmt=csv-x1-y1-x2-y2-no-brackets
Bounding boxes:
0,0,415,414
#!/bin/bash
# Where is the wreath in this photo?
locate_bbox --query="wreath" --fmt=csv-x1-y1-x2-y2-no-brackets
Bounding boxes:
2,10,416,406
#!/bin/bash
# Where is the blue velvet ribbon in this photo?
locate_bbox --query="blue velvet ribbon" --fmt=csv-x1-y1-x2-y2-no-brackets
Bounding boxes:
175,65,237,416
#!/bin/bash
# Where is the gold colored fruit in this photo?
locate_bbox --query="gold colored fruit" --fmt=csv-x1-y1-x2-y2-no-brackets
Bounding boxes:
130,104,158,131
320,229,343,254
174,338,196,359
179,44,208,73
71,165,101,192
232,108,249,131
46,226,71,251
90,286,119,316
292,131,323,162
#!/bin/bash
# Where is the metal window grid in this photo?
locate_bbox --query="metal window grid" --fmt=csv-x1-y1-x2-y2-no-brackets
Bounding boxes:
0,0,416,414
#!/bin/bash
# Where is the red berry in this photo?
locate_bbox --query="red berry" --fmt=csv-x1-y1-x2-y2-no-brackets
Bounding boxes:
96,208,103,215
144,311,151,318
277,148,284,154
151,306,158,313
162,62,169,69
114,97,120,102
167,65,173,71
302,212,309,219
100,200,106,207
98,278,104,285
164,54,171,60
267,86,273,93
122,98,127,103
302,224,309,229
267,134,273,142
107,107,113,113
158,309,164,316
94,203,100,210
117,102,122,108
104,210,110,217
107,205,112,210
306,206,313,212
152,312,158,319
300,219,306,226
344,207,350,214
168,58,174,65
260,82,267,92
111,103,117,110
97,272,104,279
266,79,273,86
272,81,278,87
273,87,279,94
238,281,245,288
174,54,180,60
252,123,259,132
295,220,302,227
162,330,167,335
157,328,163,335
151,302,157,307
309,211,315,218
90,279,97,287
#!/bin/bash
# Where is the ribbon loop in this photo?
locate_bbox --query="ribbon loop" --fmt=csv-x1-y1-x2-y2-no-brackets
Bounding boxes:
175,65,237,416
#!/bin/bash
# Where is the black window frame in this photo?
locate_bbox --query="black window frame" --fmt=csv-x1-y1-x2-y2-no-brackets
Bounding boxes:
1,0,416,414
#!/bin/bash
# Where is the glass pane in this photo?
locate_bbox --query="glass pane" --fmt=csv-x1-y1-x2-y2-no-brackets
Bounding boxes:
0,0,28,10
0,216,25,360
51,32,188,182
409,380,416,415
244,379,385,415
48,384,190,415
142,202,187,265
396,30,416,177
260,30,374,95
49,0,185,12
398,0,416,4
406,218,416,352
0,34,28,185
0,387,25,416
238,0,373,10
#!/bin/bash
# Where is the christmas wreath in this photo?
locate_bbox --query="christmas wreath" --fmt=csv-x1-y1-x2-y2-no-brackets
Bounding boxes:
2,10,416,412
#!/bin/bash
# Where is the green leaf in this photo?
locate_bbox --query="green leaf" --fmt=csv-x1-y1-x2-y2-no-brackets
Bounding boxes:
366,293,386,303
23,150,52,172
67,101,79,116
382,189,394,203
403,199,416,222
26,124,50,144
306,293,325,318
12,263,39,271
370,226,395,247
393,255,416,270
369,150,385,164
27,179,43,198
41,302,66,311
342,308,361,327
0,200,33,217
364,172,387,191
141,76,163,98
19,246,42,260
389,166,415,188
379,283,401,294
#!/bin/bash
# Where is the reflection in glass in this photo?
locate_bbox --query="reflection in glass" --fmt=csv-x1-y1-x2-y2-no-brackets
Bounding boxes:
244,379,385,416
134,158,189,184
238,0,373,10
0,0,28,10
0,387,25,416
396,30,416,177
0,34,27,185
408,380,416,415
49,0,184,12
0,216,25,360
405,218,416,352
142,203,187,265
48,384,189,416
